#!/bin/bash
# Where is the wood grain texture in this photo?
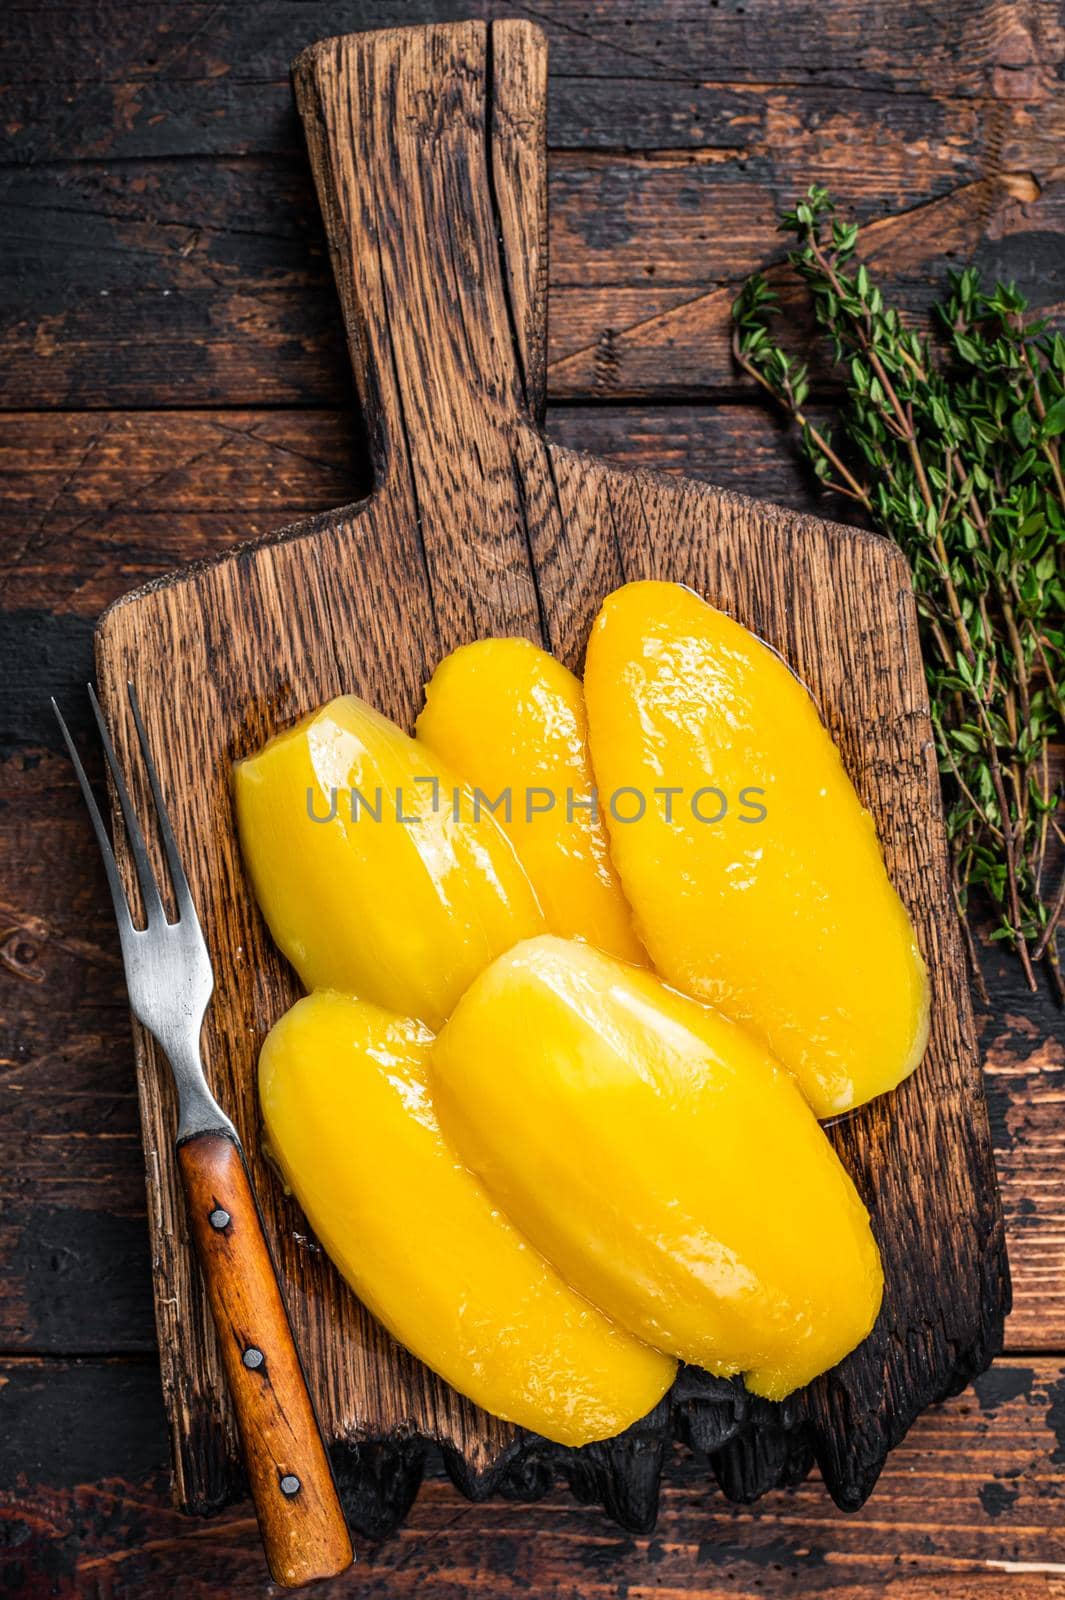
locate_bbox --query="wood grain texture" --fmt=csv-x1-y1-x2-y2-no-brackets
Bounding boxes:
176,1131,353,1585
2,1356,1062,1598
85,19,1008,1534
8,0,1063,148
1,0,1061,410
4,145,1059,409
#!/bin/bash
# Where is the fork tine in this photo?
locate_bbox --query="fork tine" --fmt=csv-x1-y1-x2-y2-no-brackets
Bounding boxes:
87,683,165,926
127,680,195,920
51,697,137,938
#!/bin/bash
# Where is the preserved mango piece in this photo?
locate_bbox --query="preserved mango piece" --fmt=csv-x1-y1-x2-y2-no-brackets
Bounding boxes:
234,694,544,1029
259,991,676,1445
432,936,883,1400
583,580,930,1117
416,638,644,964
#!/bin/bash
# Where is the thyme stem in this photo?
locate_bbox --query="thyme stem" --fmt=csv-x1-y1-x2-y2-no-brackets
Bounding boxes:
732,187,1065,995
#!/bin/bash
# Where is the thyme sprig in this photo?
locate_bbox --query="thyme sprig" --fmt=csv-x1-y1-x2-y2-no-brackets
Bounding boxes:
731,186,1065,999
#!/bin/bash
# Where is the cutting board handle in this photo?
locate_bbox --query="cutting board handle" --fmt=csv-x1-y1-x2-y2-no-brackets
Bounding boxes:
293,21,548,500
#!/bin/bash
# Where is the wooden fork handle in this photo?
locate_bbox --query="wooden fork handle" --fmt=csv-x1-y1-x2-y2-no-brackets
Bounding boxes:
177,1131,353,1586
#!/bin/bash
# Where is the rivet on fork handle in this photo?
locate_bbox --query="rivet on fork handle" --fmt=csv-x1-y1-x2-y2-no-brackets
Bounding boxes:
178,1129,354,1586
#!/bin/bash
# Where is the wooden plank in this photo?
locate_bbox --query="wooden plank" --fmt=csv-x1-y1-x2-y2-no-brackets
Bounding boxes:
0,746,156,1354
4,0,1061,167
0,406,817,517
1,92,1061,405
1,1357,1062,1594
0,406,825,615
0,50,1034,164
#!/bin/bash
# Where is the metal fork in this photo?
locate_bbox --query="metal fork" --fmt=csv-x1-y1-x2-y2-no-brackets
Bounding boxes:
53,682,353,1589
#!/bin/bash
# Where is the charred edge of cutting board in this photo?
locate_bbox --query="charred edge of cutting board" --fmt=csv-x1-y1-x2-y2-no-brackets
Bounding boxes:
676,1371,816,1506
473,1275,1004,1523
444,1400,675,1535
182,1437,427,1541
175,1298,1005,1534
713,1421,818,1505
328,1437,428,1540
811,1264,1010,1511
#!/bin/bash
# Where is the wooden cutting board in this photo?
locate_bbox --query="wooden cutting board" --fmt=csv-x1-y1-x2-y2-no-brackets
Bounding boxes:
94,19,1009,1535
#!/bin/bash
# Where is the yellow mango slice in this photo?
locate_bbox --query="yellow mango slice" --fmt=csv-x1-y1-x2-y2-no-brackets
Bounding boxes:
432,936,883,1400
416,637,644,964
583,581,930,1117
259,990,675,1445
234,694,544,1029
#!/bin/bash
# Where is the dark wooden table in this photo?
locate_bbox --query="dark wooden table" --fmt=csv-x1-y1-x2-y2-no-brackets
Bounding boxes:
2,3,1063,1595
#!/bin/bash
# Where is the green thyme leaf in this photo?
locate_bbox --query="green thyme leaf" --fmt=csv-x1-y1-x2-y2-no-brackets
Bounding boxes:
731,191,1065,997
